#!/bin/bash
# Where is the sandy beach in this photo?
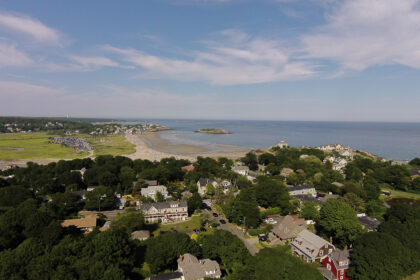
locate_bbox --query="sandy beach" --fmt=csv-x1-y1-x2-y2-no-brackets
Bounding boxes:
124,132,250,162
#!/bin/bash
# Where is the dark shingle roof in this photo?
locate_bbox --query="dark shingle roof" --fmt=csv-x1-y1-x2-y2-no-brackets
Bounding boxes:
358,215,381,231
294,195,323,204
149,272,183,280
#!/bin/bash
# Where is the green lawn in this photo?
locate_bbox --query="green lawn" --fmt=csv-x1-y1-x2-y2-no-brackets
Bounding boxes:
381,187,420,200
80,134,135,156
152,213,206,236
0,133,88,160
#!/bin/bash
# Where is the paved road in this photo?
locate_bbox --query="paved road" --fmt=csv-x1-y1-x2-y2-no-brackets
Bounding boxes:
203,202,259,256
79,210,125,221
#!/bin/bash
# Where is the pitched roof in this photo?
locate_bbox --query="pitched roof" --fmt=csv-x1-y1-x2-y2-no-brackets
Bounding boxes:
61,215,98,229
149,272,183,280
178,254,221,280
140,200,187,212
141,185,168,194
358,215,381,231
293,230,332,258
272,215,307,240
131,230,150,240
294,195,323,204
232,166,250,171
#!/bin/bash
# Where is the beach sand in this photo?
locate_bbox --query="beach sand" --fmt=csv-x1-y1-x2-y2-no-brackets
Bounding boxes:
124,132,250,161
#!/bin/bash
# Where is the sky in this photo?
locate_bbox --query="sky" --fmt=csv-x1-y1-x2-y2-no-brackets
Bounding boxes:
0,0,420,122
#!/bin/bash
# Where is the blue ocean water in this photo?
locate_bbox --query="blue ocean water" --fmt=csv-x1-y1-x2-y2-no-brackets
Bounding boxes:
141,119,420,160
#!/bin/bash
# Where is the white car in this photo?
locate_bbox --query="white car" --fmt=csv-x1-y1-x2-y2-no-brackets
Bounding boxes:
265,218,277,224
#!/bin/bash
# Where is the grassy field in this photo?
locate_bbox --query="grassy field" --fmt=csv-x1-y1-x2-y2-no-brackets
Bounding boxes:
152,213,206,236
381,187,420,200
80,134,135,156
0,133,88,160
0,132,135,161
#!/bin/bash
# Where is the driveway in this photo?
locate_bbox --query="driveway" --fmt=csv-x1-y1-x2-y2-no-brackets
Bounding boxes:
203,204,260,256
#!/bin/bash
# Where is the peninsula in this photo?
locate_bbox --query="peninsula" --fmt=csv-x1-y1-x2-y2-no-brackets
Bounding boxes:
195,128,231,134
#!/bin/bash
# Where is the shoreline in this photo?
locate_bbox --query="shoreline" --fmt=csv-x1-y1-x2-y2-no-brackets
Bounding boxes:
124,132,250,161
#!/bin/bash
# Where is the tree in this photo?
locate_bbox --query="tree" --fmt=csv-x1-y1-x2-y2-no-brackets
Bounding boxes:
409,158,420,166
345,165,363,182
155,191,165,202
318,199,363,248
205,183,216,197
111,209,145,234
363,176,380,201
342,192,366,212
119,166,136,193
145,232,200,274
348,232,411,280
48,192,80,219
187,193,202,215
241,152,258,171
300,201,319,221
84,186,116,211
98,171,119,188
255,177,292,212
253,246,323,280
0,186,33,209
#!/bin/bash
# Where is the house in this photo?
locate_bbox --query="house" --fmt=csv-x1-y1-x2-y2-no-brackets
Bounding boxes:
61,215,98,232
141,185,170,200
333,158,348,171
116,194,127,209
294,195,323,205
289,185,317,197
131,230,150,241
271,215,307,241
357,213,381,231
197,178,217,196
178,253,221,280
231,166,249,176
182,165,195,172
291,230,335,263
144,180,159,186
280,168,294,178
410,168,420,177
319,248,350,280
74,189,88,200
99,221,111,232
318,193,339,204
87,186,98,192
276,141,288,148
221,180,232,194
140,201,188,223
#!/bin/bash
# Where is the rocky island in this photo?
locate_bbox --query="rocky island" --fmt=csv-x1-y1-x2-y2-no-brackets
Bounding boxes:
195,128,231,134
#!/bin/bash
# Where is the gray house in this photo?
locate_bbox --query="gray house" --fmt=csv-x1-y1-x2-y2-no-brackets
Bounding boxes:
178,254,221,280
291,230,335,263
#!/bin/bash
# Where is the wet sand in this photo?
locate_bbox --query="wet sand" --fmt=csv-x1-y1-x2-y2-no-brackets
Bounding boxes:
124,132,250,161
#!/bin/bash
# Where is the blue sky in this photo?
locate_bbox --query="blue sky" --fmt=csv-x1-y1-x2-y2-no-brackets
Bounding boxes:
0,0,419,121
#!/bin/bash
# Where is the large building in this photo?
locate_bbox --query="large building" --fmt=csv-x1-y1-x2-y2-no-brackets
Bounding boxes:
140,201,188,223
291,230,335,263
319,248,351,280
289,185,317,197
271,215,307,241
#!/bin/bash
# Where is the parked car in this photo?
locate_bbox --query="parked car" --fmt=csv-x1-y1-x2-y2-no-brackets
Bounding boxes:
193,229,200,234
212,213,218,217
200,227,207,232
258,234,267,242
220,219,226,224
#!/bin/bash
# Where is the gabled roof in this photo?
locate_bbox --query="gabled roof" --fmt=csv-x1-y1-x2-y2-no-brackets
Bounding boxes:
272,215,307,240
178,254,221,280
232,166,250,171
131,230,150,240
292,230,332,258
294,195,323,204
140,200,187,212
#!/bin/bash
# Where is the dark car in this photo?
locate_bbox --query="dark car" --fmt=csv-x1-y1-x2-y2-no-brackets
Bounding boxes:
258,234,267,242
200,227,207,232
220,219,226,224
212,213,218,217
193,229,200,234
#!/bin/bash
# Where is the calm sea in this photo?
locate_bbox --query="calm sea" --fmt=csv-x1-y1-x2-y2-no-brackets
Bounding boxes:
139,119,420,161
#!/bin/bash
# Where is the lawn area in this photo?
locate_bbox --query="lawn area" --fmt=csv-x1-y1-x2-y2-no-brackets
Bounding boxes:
80,134,135,156
152,213,206,236
381,187,420,200
404,271,420,280
0,133,88,160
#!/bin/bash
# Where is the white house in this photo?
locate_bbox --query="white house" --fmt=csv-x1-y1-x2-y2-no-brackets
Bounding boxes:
141,185,170,200
231,166,249,176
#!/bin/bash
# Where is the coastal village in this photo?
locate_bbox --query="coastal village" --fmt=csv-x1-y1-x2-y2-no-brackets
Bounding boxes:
1,128,419,280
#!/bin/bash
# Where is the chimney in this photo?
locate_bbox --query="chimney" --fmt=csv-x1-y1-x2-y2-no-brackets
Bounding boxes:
200,260,205,265
344,246,348,253
329,236,333,245
179,256,183,263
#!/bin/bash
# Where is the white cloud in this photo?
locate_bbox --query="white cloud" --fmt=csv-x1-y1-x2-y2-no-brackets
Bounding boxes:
301,0,420,71
103,32,315,85
69,55,121,68
0,11,61,44
0,41,32,66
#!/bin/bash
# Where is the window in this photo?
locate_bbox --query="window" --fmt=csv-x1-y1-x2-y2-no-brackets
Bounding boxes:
329,249,332,254
320,250,323,256
327,264,331,271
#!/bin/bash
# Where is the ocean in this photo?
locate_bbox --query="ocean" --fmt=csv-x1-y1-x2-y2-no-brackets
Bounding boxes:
141,119,420,161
